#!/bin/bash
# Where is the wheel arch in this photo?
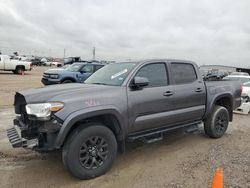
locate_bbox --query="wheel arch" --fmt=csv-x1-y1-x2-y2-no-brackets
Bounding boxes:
61,77,76,83
15,65,25,71
206,93,233,121
55,108,126,152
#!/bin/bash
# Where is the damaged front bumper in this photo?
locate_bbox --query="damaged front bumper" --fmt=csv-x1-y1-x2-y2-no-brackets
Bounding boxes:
7,117,62,151
7,126,27,148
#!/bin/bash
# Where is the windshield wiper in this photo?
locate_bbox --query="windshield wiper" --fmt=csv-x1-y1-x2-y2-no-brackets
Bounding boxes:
91,82,108,85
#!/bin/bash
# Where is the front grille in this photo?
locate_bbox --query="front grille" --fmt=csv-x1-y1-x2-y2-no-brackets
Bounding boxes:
43,73,50,78
20,105,29,124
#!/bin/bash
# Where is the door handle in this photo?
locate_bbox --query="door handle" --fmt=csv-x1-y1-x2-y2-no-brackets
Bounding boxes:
163,91,174,96
195,88,203,92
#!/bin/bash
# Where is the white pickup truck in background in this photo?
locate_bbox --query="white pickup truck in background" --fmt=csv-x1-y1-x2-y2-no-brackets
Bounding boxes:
0,55,32,74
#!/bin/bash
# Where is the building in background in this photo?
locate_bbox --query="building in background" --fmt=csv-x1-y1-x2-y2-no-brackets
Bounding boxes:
200,65,250,75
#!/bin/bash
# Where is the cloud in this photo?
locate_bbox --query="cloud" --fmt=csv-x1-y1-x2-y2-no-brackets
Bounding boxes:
0,0,250,67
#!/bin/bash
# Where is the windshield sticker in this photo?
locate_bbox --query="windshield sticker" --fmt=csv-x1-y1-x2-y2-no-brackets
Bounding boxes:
111,69,128,79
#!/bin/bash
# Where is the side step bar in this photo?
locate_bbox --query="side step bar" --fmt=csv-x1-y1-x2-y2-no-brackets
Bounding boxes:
143,133,163,144
127,121,201,142
6,127,27,148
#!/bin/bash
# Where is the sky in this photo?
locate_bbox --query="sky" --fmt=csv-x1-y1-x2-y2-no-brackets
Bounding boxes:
0,0,250,67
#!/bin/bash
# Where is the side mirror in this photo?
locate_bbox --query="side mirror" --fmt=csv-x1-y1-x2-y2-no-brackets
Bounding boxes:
80,69,87,74
131,76,149,89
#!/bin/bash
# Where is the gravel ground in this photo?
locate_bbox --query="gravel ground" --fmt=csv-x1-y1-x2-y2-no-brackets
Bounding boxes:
0,67,250,187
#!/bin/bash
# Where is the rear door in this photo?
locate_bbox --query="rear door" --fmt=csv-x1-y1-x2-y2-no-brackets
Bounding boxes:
168,62,206,123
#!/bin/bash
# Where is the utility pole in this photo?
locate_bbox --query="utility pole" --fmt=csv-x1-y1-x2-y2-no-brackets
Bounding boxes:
93,47,95,60
63,48,66,58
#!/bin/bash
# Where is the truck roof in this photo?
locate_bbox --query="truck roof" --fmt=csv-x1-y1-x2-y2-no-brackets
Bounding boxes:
116,58,195,65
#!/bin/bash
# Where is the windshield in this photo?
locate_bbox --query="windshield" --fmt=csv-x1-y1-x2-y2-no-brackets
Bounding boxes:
65,64,82,72
85,63,136,86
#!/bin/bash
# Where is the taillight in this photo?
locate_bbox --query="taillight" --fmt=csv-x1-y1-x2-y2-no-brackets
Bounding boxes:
240,84,243,94
30,63,32,68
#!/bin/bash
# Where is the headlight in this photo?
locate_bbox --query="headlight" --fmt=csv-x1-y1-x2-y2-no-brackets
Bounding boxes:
50,74,59,79
26,102,64,118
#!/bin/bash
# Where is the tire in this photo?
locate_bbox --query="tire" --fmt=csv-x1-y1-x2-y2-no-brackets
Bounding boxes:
62,124,117,180
16,66,24,74
204,105,229,138
12,70,17,74
62,80,73,84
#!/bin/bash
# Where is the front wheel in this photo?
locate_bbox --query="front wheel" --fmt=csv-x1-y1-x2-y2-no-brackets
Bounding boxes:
62,80,73,84
62,124,117,179
204,105,229,138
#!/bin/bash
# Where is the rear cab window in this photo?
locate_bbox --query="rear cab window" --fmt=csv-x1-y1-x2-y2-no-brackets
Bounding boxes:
94,65,104,72
170,63,197,84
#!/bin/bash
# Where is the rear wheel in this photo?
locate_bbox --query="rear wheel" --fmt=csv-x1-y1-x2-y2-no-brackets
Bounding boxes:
15,66,24,74
62,124,117,179
204,105,229,138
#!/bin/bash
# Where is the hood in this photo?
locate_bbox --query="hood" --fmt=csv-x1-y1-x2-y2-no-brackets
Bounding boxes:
44,69,72,74
45,68,64,72
17,83,127,120
18,83,116,103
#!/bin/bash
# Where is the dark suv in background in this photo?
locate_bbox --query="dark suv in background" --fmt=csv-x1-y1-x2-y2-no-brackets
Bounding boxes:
41,62,105,85
63,57,81,65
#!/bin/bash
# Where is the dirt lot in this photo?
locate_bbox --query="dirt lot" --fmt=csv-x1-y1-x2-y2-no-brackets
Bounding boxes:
0,67,47,107
0,67,250,187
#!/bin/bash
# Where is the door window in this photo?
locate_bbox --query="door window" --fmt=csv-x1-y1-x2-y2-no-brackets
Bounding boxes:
135,63,168,87
81,64,94,73
171,63,197,84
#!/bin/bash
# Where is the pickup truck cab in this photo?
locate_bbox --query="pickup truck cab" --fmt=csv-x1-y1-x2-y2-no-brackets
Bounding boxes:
41,62,105,85
8,59,241,179
0,55,32,74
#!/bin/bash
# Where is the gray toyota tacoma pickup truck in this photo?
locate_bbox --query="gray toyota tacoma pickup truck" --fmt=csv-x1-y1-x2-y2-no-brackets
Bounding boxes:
7,59,241,179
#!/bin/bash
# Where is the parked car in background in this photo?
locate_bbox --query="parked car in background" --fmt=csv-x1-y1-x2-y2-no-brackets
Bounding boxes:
51,61,63,67
31,58,42,66
234,81,250,114
41,62,105,85
0,55,32,74
43,61,52,66
230,72,249,76
63,57,81,65
203,71,228,81
242,82,250,96
222,75,250,84
241,82,250,102
40,57,48,66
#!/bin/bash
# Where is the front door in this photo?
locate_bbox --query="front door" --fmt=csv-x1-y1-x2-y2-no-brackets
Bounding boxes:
127,62,175,133
78,64,94,82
